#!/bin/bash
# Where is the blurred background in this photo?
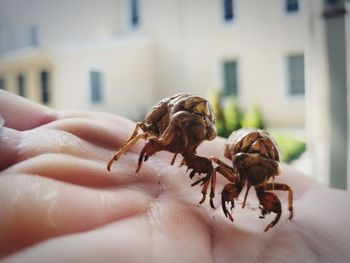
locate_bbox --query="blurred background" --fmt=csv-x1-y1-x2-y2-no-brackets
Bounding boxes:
0,0,349,190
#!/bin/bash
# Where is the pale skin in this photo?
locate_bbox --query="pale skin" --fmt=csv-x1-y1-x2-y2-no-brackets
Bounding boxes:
1,90,350,263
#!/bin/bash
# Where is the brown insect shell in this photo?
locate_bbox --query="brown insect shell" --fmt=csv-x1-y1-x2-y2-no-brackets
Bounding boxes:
143,94,183,136
224,127,280,162
144,93,216,139
170,95,216,143
138,94,216,162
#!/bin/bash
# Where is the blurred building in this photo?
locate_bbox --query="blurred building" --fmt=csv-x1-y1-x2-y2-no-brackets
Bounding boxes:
0,0,349,189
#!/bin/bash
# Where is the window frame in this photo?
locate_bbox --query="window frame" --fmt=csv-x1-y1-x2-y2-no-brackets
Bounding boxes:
286,54,305,97
0,78,5,90
130,0,140,29
285,0,299,14
17,74,26,97
89,69,104,104
29,25,39,47
222,60,239,97
222,0,235,23
40,70,50,104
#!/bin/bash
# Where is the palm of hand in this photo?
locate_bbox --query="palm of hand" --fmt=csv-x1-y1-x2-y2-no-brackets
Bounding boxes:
1,107,350,263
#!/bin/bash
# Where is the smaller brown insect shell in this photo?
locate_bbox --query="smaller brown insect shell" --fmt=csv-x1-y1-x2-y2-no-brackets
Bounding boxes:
225,128,281,180
213,127,294,232
224,127,280,163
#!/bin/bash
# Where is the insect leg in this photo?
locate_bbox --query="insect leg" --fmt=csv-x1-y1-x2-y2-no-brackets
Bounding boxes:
188,156,213,186
209,169,217,209
255,186,282,232
221,179,244,222
198,177,210,205
210,157,237,182
126,122,146,143
170,152,179,165
136,138,163,173
263,183,294,220
221,184,237,222
241,183,251,208
107,133,147,171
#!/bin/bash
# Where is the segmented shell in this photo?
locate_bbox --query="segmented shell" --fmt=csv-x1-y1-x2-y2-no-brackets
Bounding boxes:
224,127,280,162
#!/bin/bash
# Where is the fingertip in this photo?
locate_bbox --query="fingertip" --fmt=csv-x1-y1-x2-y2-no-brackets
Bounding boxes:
0,127,22,170
0,90,58,131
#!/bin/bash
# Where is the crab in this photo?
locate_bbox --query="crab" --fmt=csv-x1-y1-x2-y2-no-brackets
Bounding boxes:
202,127,294,232
107,93,216,189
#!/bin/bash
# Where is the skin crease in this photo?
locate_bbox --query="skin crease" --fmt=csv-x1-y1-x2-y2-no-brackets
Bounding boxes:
0,90,350,263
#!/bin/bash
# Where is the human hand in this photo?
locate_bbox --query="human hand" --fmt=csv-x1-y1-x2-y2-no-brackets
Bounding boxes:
1,90,350,263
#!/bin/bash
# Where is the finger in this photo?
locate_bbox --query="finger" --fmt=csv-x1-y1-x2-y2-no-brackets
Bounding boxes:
42,117,139,150
2,216,153,263
0,128,22,170
0,116,144,171
0,173,151,258
2,202,213,263
58,110,135,129
3,153,158,189
0,90,57,131
0,124,110,171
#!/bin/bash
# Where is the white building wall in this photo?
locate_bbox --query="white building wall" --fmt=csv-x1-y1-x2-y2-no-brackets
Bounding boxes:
0,0,309,127
0,49,53,104
0,0,121,53
51,36,155,120
142,0,308,127
305,0,331,186
141,0,187,100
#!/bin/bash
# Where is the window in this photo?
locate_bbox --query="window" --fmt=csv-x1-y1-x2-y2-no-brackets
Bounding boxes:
40,70,50,104
90,70,103,103
0,78,5,90
29,26,39,46
323,0,346,17
325,0,339,4
286,0,299,13
287,54,305,96
223,0,234,21
18,74,26,97
130,0,139,28
223,61,238,96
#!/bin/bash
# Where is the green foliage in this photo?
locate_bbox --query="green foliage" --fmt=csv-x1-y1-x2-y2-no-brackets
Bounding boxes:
208,89,226,136
223,96,242,137
241,105,265,129
270,131,306,163
207,89,306,163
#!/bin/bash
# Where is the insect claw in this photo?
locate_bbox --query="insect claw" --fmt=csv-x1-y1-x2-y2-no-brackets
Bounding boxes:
107,158,114,171
199,193,206,204
289,209,293,220
223,206,228,218
230,202,235,212
210,198,215,209
189,170,196,179
225,208,234,222
170,152,178,165
200,179,206,186
191,177,204,186
228,214,234,222
179,159,186,167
